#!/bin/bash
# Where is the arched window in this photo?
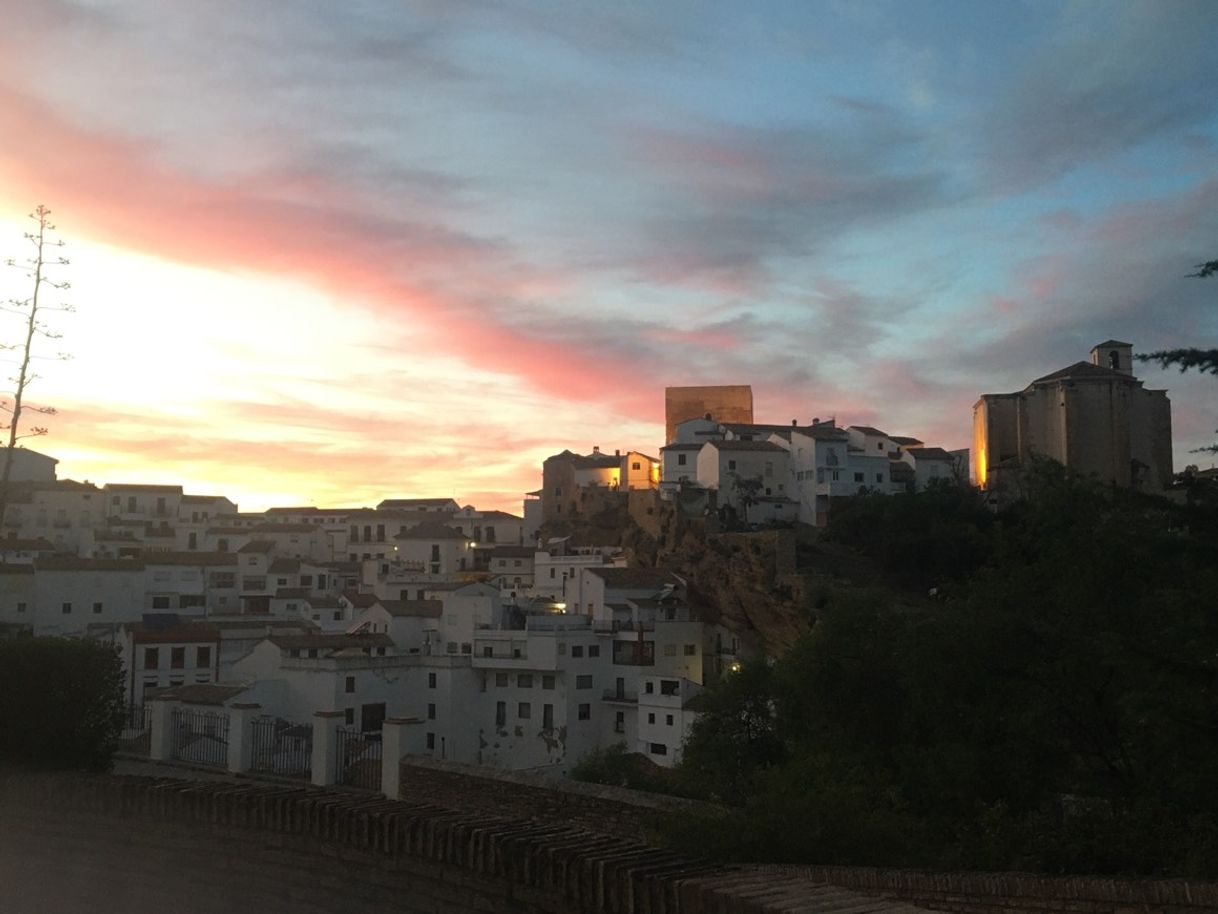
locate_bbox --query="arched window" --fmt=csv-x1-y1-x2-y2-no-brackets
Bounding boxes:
1109,350,1120,370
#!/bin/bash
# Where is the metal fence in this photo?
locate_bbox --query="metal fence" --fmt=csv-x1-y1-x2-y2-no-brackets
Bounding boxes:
335,727,382,791
249,716,312,780
170,707,230,768
118,703,152,756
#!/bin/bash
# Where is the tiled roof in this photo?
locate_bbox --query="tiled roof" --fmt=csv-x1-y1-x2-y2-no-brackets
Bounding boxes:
250,523,316,534
0,537,56,551
129,622,221,644
1093,339,1133,349
36,557,145,572
379,599,443,619
141,552,238,566
147,683,249,706
0,564,35,575
478,510,523,521
586,567,684,590
376,497,459,510
705,440,786,453
274,587,311,600
660,443,703,451
848,425,888,437
238,540,276,554
1030,361,1133,385
490,545,535,558
104,484,183,493
342,590,380,609
270,632,393,652
268,558,301,574
889,436,922,446
570,452,621,470
180,494,229,504
395,521,468,541
907,447,956,462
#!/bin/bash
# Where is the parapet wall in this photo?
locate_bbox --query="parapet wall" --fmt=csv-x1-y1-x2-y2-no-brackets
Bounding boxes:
0,770,918,914
757,864,1218,914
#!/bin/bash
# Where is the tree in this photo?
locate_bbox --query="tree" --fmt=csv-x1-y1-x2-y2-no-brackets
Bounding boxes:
1136,256,1216,452
0,205,72,525
0,637,125,771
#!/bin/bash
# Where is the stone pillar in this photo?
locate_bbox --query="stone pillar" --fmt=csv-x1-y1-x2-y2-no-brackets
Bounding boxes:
311,710,344,787
380,717,422,800
148,699,180,762
226,703,261,774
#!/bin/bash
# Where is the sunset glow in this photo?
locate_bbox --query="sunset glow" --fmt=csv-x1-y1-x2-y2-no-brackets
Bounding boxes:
1,2,1216,511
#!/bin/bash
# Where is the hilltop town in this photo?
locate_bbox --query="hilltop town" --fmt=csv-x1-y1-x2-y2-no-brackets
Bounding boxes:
0,340,1179,781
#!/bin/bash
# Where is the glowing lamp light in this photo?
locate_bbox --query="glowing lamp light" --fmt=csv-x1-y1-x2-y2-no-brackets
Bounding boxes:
728,661,742,674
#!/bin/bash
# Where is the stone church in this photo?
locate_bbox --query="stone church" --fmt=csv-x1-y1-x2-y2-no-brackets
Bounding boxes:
972,340,1173,493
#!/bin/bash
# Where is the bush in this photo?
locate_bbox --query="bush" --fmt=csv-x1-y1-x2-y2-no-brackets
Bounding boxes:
0,636,125,771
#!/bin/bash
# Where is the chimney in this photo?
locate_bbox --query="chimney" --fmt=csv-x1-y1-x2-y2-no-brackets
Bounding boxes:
791,419,797,427
592,446,600,454
615,449,620,457
812,417,820,425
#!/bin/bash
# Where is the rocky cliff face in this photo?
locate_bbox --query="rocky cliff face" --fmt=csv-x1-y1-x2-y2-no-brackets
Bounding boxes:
541,490,816,657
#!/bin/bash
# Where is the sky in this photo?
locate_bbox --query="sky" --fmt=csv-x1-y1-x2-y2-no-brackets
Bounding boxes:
0,0,1216,513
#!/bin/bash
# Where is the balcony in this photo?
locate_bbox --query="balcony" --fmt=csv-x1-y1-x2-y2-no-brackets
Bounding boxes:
602,688,637,703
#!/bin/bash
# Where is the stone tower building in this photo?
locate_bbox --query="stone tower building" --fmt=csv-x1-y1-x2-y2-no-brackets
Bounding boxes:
972,340,1173,493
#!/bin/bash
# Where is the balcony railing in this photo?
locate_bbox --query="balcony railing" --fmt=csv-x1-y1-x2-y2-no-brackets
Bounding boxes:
602,688,637,703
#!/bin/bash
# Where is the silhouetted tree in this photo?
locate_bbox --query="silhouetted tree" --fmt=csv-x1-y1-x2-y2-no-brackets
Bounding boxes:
1136,256,1216,452
0,205,72,525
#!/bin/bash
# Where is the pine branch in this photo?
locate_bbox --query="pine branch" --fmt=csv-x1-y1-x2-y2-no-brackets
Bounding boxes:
1135,349,1218,376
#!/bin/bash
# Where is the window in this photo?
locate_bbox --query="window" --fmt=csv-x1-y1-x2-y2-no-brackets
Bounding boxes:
345,676,355,694
427,703,436,720
660,679,679,696
832,470,840,482
93,602,103,615
517,702,531,720
588,645,600,658
344,708,355,726
61,602,72,614
484,646,494,658
495,673,508,687
542,674,555,690
550,567,556,579
854,472,864,483
557,643,566,655
16,602,25,614
644,681,654,694
876,473,884,483
614,711,625,733
677,453,687,466
333,611,342,622
428,672,437,688
650,743,668,756
196,646,211,668
426,732,435,749
308,649,318,659
577,703,590,720
663,644,676,657
144,647,158,670
152,596,171,610
683,644,696,656
517,674,533,688
666,714,674,726
648,713,656,724
575,674,592,689
495,702,506,726
542,704,554,728
171,647,185,669
728,460,737,471
571,645,584,658
631,461,641,470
